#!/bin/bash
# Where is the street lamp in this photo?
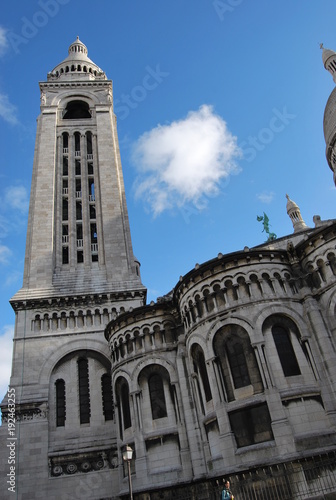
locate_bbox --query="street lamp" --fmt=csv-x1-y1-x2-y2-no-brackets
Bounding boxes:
122,445,133,500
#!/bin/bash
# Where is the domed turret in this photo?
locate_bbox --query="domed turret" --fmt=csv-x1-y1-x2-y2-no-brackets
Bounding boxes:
321,44,336,84
286,194,308,233
47,36,106,81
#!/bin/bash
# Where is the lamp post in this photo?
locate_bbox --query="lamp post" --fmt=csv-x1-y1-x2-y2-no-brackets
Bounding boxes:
122,445,133,500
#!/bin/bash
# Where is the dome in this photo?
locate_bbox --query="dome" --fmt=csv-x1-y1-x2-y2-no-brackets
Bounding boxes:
47,37,106,81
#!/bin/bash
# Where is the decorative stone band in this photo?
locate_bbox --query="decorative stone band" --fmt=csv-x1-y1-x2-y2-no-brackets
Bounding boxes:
48,448,118,477
1,402,48,423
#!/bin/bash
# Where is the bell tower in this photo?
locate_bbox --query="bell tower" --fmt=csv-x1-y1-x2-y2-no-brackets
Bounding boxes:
1,38,146,499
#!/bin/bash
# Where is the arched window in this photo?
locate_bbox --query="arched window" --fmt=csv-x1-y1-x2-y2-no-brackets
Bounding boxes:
272,325,301,377
55,379,66,427
148,373,167,419
227,341,251,389
63,100,91,119
115,377,132,439
191,344,212,405
78,358,90,424
213,324,263,402
101,374,113,421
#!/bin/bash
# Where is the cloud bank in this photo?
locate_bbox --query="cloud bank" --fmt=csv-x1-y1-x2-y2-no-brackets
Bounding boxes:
132,105,241,216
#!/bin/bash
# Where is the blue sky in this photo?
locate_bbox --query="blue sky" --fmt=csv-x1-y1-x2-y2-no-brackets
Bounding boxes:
1,0,336,400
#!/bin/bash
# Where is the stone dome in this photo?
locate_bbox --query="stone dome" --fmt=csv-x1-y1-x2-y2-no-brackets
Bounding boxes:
47,37,106,81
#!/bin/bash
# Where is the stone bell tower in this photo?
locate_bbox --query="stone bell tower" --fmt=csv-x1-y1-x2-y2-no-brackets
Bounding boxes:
1,37,146,499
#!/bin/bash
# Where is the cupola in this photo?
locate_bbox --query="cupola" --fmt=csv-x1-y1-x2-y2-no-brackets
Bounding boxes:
47,36,106,81
286,194,308,233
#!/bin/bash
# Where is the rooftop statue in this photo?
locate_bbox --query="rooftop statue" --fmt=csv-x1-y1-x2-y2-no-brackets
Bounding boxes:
257,212,277,241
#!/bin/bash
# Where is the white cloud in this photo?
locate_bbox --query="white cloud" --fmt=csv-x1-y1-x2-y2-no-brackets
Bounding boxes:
257,191,275,204
0,92,19,125
0,26,8,56
132,105,241,216
4,185,29,214
0,326,14,402
0,244,12,264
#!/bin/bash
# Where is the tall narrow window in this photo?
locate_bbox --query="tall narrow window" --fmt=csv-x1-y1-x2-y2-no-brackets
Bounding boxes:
148,373,167,419
78,358,90,424
62,199,68,221
88,179,95,201
86,131,93,155
227,341,251,389
101,374,114,421
192,345,212,403
74,132,81,153
272,325,301,377
62,132,68,151
121,383,131,429
55,379,66,427
63,157,68,176
198,352,212,402
75,160,81,176
76,201,82,220
62,246,69,265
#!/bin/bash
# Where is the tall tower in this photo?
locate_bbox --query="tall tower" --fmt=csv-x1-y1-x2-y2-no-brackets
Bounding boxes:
1,38,146,499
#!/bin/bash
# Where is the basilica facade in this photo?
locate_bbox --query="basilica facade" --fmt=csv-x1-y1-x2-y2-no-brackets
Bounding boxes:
1,39,336,499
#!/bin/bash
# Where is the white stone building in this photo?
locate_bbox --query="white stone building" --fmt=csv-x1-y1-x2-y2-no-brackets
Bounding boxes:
1,39,336,499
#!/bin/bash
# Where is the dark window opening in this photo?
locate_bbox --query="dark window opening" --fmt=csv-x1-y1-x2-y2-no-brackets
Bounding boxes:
62,178,68,193
76,224,83,240
90,223,97,243
76,201,82,220
78,358,90,424
229,403,273,448
63,157,68,176
198,352,212,402
75,160,81,176
63,100,91,119
88,179,95,201
121,383,131,429
90,204,96,219
75,132,81,152
148,373,167,419
56,379,66,427
62,199,68,221
62,132,68,150
77,250,84,263
192,346,212,403
86,131,93,155
88,162,94,175
62,246,69,265
101,374,114,421
76,178,81,196
272,325,301,377
227,342,251,389
92,254,98,262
